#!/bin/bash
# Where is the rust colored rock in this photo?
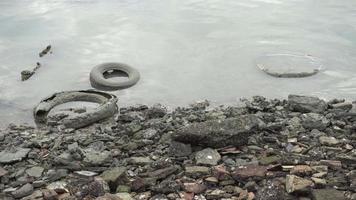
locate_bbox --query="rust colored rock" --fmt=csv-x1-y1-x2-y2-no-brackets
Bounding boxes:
232,165,267,181
319,160,342,170
183,182,207,194
212,165,231,181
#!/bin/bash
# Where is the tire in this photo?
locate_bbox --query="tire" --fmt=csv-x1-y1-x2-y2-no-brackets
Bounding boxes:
34,90,118,129
90,62,140,91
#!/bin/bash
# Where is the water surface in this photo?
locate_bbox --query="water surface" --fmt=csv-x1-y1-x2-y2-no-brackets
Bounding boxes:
1,0,356,126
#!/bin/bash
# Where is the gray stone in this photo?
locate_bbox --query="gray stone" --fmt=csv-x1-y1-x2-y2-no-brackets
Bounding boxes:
11,183,34,199
0,147,31,164
311,189,346,200
115,192,134,200
331,102,352,111
101,167,127,187
319,136,340,146
169,141,192,157
26,166,44,178
185,166,210,178
301,113,330,130
173,115,264,148
128,157,153,166
83,149,111,166
288,95,327,113
195,148,221,166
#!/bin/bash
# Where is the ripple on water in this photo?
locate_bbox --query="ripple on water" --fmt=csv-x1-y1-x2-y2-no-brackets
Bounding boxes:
256,53,323,78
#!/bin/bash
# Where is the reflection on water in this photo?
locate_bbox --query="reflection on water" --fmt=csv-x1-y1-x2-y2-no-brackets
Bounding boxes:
0,0,356,126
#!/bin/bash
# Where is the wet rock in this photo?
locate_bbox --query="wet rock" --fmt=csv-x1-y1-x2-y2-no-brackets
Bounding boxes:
319,136,340,146
173,115,264,148
26,166,44,178
0,147,31,164
288,95,327,113
311,189,346,200
169,141,192,157
285,175,313,193
11,183,34,199
195,148,221,166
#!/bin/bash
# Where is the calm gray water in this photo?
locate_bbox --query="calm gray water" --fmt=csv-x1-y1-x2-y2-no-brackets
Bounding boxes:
1,0,356,126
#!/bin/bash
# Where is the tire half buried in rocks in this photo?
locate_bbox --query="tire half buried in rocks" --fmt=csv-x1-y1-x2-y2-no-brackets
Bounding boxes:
34,90,118,129
90,62,140,91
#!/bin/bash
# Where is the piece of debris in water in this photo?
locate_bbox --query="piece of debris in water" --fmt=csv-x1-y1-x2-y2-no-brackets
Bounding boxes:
39,45,51,57
21,62,41,81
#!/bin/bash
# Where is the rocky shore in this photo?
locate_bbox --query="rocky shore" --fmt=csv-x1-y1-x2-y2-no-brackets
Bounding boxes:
0,95,355,200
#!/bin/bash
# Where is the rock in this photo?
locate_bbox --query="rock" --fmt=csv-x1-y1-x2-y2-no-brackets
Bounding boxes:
288,95,327,113
0,167,8,177
301,113,330,130
319,136,340,146
311,177,326,186
141,165,179,180
285,175,313,193
128,157,152,166
183,183,206,194
169,141,192,157
290,165,312,176
195,148,221,166
331,102,352,111
173,115,264,148
185,166,210,178
26,166,44,178
232,165,267,180
21,189,43,200
42,189,58,200
74,170,98,177
311,189,346,200
151,180,180,194
115,192,134,200
259,155,281,165
46,181,68,194
11,183,34,199
101,167,127,189
96,193,123,200
83,149,111,166
0,147,31,164
47,169,68,182
255,180,285,200
319,160,342,170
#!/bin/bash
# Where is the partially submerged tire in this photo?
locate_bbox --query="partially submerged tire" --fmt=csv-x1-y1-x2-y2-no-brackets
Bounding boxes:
90,62,140,91
34,90,118,129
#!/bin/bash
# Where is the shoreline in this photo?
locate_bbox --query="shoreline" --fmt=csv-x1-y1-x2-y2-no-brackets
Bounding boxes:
0,95,355,200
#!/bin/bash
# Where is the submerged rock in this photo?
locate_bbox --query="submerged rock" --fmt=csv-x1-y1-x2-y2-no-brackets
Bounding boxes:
173,115,264,148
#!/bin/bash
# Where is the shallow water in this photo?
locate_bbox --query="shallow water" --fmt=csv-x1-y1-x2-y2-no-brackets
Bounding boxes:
0,0,356,126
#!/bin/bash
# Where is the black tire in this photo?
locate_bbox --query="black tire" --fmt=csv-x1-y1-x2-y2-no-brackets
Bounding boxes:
90,62,140,91
34,90,118,129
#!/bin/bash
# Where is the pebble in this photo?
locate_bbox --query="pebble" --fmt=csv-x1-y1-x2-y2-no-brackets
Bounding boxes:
195,148,221,166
